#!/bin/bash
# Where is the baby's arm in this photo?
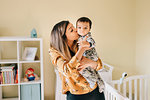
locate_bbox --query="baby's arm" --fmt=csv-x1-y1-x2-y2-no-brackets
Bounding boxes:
86,33,96,48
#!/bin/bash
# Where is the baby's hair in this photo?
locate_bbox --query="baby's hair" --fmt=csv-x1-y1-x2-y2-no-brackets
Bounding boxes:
76,17,92,29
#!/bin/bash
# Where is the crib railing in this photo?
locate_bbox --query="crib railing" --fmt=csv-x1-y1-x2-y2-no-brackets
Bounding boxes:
112,75,150,100
105,82,129,100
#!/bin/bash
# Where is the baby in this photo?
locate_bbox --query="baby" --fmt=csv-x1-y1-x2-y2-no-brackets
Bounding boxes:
76,17,105,93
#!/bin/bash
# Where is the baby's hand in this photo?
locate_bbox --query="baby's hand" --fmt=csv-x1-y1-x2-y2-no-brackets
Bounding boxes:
77,36,91,50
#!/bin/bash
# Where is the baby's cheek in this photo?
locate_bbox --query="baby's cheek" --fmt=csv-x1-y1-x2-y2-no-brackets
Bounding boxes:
77,30,80,33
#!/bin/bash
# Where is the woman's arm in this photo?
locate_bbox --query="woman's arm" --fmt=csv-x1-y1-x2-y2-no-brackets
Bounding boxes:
77,57,98,71
77,57,103,72
49,39,91,79
49,48,81,79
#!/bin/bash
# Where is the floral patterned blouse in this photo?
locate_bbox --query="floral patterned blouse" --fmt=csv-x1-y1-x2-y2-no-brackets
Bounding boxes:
49,47,103,95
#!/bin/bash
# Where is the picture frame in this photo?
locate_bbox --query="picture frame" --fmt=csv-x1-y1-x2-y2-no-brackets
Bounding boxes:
22,47,37,61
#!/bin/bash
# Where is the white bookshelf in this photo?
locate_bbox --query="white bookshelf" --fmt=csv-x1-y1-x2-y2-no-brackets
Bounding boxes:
0,37,44,100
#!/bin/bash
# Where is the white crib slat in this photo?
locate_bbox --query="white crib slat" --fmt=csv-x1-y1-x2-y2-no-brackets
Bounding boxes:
129,80,132,100
140,79,143,100
111,93,113,100
108,92,110,100
118,84,120,92
107,91,109,100
113,95,115,100
145,79,148,100
106,91,108,100
105,91,107,100
134,79,137,100
123,82,126,97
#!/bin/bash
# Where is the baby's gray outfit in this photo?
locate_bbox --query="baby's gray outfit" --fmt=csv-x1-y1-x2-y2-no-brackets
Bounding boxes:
78,32,105,93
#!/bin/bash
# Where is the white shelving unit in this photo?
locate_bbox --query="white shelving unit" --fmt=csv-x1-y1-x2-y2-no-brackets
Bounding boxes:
0,37,44,100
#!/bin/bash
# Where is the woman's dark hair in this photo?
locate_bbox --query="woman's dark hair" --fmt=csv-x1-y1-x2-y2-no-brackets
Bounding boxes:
76,17,92,29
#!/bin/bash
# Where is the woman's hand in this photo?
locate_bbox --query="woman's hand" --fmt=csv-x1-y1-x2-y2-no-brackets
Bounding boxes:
77,36,91,51
77,57,98,71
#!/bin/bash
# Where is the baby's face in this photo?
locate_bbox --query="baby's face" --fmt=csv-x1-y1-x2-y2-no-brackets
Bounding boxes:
77,22,90,36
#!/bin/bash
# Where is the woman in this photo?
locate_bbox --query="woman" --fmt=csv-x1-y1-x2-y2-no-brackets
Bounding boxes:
49,21,105,100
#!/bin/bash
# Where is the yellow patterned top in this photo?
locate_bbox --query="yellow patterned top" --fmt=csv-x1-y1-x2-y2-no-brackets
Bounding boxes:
49,47,103,95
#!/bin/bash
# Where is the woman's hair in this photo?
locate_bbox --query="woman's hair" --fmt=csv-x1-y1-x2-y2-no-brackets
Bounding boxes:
50,21,78,60
76,17,92,29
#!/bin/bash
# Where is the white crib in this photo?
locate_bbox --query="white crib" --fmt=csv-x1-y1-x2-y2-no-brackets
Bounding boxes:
54,62,129,100
104,81,129,100
112,74,150,100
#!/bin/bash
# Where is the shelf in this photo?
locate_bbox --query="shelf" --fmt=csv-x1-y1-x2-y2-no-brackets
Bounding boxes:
0,59,18,64
2,98,18,100
0,84,18,87
0,81,41,86
19,60,40,63
0,59,41,64
20,80,41,85
0,36,42,41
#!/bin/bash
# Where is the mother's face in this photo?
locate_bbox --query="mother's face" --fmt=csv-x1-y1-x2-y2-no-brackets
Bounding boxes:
65,23,79,41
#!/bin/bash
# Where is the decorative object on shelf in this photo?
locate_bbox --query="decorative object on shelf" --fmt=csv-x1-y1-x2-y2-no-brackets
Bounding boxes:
22,47,37,61
31,28,37,38
24,68,39,82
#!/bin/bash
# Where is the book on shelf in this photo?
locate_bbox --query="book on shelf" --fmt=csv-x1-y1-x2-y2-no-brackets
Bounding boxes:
0,64,18,84
15,69,18,83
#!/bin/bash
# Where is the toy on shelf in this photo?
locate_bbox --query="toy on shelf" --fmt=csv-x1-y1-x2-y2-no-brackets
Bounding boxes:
24,68,39,82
